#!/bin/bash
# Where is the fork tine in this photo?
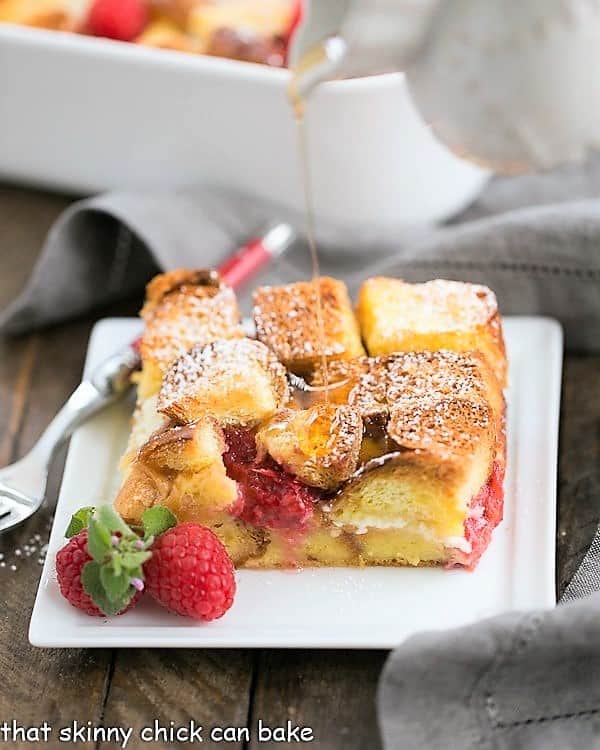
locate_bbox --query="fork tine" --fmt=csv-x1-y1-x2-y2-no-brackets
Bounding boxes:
0,498,34,533
0,481,41,534
0,484,37,508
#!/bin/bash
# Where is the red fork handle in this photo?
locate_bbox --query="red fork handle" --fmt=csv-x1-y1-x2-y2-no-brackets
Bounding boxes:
218,223,295,288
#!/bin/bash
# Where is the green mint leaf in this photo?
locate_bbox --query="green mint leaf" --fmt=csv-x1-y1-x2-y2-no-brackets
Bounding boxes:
142,506,177,540
81,561,104,602
86,517,113,563
112,556,122,576
100,565,131,602
96,505,132,536
120,551,152,569
65,507,95,539
81,562,134,616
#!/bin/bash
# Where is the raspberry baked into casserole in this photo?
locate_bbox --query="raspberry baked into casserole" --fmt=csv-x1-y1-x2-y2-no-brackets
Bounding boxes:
114,270,507,570
0,0,296,66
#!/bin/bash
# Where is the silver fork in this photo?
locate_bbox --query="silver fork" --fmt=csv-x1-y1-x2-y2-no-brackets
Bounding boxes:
0,345,140,536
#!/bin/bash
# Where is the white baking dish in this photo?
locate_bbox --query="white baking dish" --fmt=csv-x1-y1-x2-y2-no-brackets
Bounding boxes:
0,25,488,239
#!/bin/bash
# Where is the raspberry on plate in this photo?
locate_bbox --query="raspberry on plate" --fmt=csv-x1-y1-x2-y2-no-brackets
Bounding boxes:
144,523,236,621
56,530,104,616
56,530,141,617
55,505,156,617
87,0,149,42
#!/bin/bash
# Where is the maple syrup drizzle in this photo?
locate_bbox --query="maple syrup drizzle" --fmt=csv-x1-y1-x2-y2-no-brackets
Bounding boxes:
289,82,330,401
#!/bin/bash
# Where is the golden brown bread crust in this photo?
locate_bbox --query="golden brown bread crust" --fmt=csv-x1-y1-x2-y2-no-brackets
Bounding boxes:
137,420,223,473
141,269,221,316
315,349,499,538
386,398,493,461
158,338,291,426
0,0,74,28
329,429,494,540
325,348,506,472
312,349,504,424
188,0,293,41
137,269,244,398
356,277,507,387
137,18,201,53
253,277,365,375
256,404,363,490
114,418,238,524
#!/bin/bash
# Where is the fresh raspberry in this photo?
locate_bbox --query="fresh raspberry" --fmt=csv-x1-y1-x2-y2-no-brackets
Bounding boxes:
87,0,149,42
144,523,236,621
55,531,140,616
223,429,319,530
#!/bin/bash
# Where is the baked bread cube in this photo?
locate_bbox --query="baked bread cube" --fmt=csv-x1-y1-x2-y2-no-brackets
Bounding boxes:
137,419,226,474
121,394,169,470
158,338,290,426
137,19,200,53
188,0,293,41
0,0,74,28
357,277,507,386
312,349,504,426
137,269,244,398
330,398,496,546
327,349,503,567
256,404,363,490
385,349,506,472
253,277,365,376
386,349,504,424
114,418,239,524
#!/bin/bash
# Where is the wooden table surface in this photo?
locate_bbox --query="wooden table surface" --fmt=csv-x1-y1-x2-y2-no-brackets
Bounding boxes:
1,183,599,750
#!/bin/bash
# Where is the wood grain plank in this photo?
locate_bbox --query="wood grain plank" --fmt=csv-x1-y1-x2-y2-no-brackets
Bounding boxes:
0,185,113,749
0,182,55,461
0,320,112,749
0,336,38,464
248,650,387,750
556,354,600,596
98,649,254,750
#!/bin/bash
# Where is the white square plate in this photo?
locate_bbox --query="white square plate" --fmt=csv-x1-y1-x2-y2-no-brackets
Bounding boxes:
30,316,562,649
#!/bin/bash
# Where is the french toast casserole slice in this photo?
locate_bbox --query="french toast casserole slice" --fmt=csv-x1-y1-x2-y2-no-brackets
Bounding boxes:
114,270,507,569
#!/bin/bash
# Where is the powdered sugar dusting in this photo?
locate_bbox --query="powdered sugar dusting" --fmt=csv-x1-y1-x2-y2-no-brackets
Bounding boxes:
158,338,290,415
253,278,363,371
388,398,491,456
364,278,498,334
313,350,490,423
140,283,244,372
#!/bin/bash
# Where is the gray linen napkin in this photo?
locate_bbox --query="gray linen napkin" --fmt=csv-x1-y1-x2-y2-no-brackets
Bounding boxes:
2,161,600,349
2,162,600,750
378,593,600,750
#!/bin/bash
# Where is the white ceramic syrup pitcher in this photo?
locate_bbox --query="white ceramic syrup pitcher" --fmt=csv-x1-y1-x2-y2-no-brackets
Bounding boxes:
289,0,600,172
